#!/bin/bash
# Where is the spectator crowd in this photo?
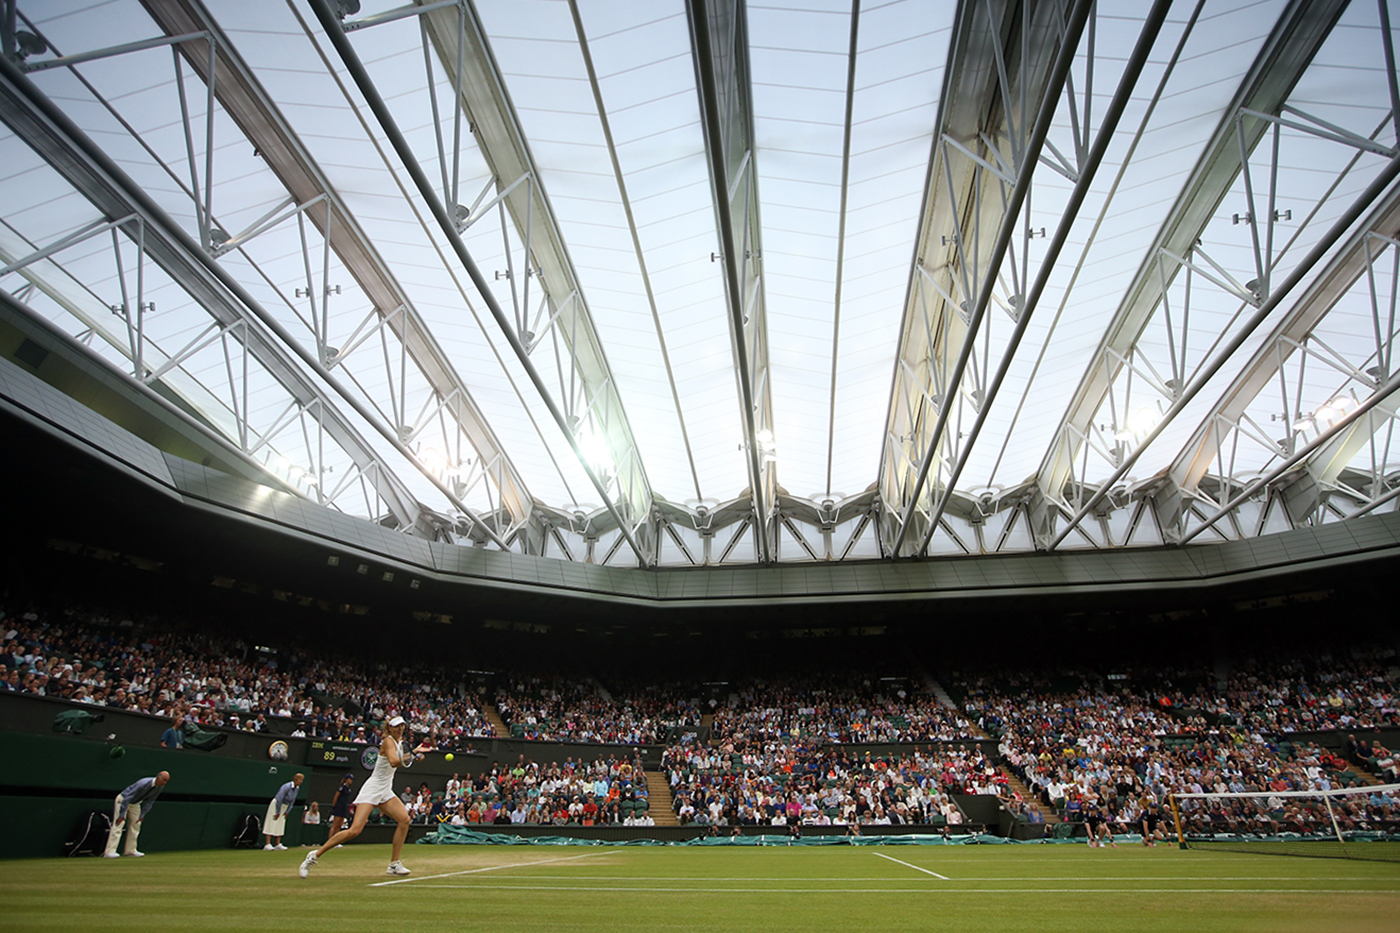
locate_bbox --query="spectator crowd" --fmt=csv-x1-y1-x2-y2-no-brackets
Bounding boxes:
4,588,1398,840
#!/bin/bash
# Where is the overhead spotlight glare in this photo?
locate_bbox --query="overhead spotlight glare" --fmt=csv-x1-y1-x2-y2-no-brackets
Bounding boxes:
755,428,775,446
575,424,612,473
420,446,451,475
1126,407,1160,436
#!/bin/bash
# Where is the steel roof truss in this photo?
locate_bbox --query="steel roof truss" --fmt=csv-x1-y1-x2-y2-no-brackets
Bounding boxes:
316,0,654,563
1050,139,1400,547
913,0,1165,556
881,0,1095,557
139,0,525,543
411,0,654,544
0,54,444,536
1036,0,1351,510
687,0,777,564
1164,180,1400,540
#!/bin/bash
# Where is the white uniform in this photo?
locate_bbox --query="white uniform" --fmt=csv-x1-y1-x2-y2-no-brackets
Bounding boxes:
353,744,398,806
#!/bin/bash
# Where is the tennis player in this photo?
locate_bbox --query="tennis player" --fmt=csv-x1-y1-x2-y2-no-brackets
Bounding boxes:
299,716,427,877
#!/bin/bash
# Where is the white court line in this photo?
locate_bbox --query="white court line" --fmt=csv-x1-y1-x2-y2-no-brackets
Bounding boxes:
873,852,949,880
450,874,1386,883
369,851,605,887
401,884,1400,895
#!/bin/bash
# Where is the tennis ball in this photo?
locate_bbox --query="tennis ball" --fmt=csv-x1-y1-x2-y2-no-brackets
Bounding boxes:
445,753,454,761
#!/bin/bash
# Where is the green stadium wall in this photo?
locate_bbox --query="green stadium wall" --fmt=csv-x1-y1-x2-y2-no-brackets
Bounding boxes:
0,731,309,859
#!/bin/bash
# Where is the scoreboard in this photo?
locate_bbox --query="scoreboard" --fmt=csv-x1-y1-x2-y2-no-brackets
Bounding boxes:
304,739,363,767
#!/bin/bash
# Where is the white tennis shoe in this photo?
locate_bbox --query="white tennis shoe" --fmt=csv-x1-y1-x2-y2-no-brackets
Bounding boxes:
274,844,287,851
298,852,318,878
385,861,410,876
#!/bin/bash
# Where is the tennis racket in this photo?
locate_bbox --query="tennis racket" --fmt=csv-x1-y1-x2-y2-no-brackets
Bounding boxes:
399,739,416,769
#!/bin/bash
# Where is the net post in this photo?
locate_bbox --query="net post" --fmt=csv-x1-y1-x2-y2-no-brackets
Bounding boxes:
1321,793,1345,846
1170,793,1186,850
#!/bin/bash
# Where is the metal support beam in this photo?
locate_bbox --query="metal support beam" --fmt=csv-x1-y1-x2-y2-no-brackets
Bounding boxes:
883,0,1094,557
687,0,776,563
0,51,448,539
141,0,530,541
1049,153,1400,548
412,0,656,555
1038,0,1350,507
1170,183,1400,496
307,0,651,565
910,0,1173,556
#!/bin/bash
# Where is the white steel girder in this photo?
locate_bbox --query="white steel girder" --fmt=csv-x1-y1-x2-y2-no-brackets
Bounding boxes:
1035,0,1351,545
0,52,449,536
686,0,777,564
136,0,532,544
1168,185,1400,538
880,0,1093,557
314,0,657,565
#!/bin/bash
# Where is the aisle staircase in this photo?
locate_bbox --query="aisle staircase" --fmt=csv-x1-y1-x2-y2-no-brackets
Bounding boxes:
480,702,509,738
1000,771,1059,824
644,770,678,826
928,677,959,712
1345,763,1385,787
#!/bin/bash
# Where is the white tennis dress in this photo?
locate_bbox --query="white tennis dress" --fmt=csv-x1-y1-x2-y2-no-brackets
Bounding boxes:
353,744,398,806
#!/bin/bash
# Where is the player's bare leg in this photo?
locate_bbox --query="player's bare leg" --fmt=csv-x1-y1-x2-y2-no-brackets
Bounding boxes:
379,795,412,873
300,801,372,876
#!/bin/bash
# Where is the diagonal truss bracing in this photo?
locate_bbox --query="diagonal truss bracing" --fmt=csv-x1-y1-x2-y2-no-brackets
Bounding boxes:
1035,0,1350,545
313,0,656,566
687,0,777,565
905,0,1174,559
1169,184,1400,541
880,0,1093,558
137,0,531,543
0,52,439,536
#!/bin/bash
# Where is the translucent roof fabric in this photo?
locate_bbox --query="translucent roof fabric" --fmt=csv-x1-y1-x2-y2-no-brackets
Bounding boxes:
3,0,1399,564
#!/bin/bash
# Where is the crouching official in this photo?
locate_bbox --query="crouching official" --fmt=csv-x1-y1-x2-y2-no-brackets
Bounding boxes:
105,771,170,858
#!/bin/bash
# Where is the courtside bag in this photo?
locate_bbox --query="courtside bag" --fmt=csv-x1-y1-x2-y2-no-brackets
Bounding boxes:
64,809,111,857
232,813,262,848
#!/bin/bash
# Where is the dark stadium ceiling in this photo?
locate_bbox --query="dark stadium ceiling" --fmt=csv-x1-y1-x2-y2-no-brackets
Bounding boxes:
3,0,1400,569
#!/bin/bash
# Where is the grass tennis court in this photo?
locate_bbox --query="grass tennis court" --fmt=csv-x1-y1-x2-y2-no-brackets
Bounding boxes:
3,843,1398,932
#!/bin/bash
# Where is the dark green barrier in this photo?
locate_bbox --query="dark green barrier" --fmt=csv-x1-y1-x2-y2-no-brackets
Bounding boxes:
0,795,307,859
0,731,301,800
0,731,310,859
